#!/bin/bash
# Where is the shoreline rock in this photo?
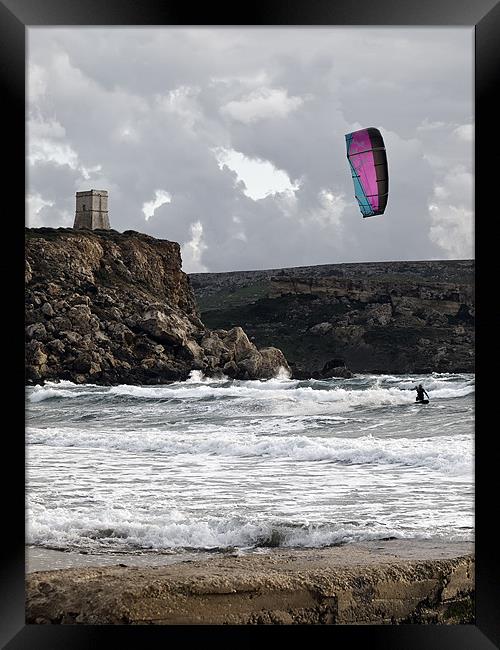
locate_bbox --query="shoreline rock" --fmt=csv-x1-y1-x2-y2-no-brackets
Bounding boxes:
25,228,291,385
26,544,474,625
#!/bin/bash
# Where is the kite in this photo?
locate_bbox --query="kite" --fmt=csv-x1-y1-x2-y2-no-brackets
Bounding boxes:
345,127,388,217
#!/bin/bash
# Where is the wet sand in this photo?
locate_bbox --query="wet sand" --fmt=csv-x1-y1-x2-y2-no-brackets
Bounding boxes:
26,545,215,573
26,539,473,573
26,540,474,625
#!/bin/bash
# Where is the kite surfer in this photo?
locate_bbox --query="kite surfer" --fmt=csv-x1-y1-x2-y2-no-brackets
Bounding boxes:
413,384,429,403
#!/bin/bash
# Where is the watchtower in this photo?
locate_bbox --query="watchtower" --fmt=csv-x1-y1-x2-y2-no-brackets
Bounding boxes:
73,190,110,230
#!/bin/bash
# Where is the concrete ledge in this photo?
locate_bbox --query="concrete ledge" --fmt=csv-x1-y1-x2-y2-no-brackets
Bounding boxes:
26,546,474,625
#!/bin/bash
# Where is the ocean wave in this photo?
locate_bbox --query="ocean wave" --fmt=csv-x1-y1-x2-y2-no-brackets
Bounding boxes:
26,506,473,552
26,372,475,555
27,427,472,474
27,377,474,412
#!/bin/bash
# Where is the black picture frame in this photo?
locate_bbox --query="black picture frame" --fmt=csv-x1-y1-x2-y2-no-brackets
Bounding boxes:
2,0,498,646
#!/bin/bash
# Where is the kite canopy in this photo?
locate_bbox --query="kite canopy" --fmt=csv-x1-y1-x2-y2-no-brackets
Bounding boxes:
345,127,388,217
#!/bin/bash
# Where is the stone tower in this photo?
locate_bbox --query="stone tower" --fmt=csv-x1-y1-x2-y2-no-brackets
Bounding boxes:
73,190,110,230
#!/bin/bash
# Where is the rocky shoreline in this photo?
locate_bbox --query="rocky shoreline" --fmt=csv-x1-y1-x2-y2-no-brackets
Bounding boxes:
26,229,474,383
26,542,474,625
25,228,289,385
191,260,475,377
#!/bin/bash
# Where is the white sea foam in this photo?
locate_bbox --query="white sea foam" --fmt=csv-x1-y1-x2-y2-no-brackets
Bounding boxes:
27,376,474,412
27,427,472,474
28,386,98,403
26,373,475,554
26,505,473,552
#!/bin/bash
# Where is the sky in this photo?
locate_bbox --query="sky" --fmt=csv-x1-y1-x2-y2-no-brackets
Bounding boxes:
27,27,474,273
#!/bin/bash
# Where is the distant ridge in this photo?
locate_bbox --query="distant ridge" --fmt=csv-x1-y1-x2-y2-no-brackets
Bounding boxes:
190,260,474,376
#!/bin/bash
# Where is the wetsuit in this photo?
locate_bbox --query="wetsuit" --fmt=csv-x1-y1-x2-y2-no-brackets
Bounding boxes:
415,387,429,402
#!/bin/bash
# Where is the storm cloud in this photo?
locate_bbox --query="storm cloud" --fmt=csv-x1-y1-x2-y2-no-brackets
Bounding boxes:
27,27,474,272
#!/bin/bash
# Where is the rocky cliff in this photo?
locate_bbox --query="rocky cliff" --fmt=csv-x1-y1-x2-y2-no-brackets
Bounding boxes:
190,260,475,376
25,228,289,385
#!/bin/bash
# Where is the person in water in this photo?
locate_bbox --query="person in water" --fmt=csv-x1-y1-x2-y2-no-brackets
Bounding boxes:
414,383,429,402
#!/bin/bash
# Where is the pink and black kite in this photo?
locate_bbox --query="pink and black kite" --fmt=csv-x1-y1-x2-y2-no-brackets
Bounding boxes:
345,127,389,217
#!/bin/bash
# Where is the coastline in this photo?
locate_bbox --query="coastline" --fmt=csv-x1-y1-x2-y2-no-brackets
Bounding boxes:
26,540,475,624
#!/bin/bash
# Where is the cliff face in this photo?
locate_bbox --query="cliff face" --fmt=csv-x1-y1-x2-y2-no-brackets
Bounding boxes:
25,229,289,385
190,260,475,376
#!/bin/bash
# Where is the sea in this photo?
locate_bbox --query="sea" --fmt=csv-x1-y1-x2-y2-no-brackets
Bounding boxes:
26,371,474,559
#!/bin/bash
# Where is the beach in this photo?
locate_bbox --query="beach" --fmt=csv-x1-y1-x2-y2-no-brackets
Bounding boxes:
26,540,474,624
26,373,474,624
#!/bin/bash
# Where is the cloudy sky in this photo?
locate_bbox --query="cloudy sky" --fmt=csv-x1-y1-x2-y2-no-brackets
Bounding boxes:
27,27,474,273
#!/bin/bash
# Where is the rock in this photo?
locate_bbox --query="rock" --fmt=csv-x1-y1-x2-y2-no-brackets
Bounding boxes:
27,343,48,368
68,295,91,307
184,340,205,369
25,229,290,384
26,323,48,341
322,366,353,379
391,296,418,316
41,302,54,318
61,331,82,345
108,307,123,321
46,283,61,297
47,339,66,355
237,352,262,379
222,360,239,378
258,348,290,378
136,309,194,346
203,354,220,371
321,359,354,378
68,304,92,321
222,327,256,363
53,299,69,312
140,358,156,370
200,332,229,358
51,316,72,331
334,325,364,343
94,331,110,343
221,341,291,380
309,322,333,335
365,303,392,326
72,354,93,373
107,322,135,345
25,547,475,625
426,310,449,327
393,313,426,328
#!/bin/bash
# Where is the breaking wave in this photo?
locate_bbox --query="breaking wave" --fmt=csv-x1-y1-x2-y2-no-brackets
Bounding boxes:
27,427,472,475
27,508,473,553
26,372,474,554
